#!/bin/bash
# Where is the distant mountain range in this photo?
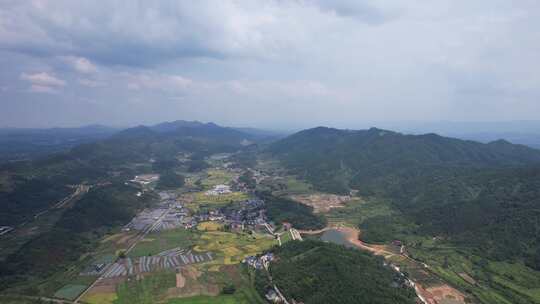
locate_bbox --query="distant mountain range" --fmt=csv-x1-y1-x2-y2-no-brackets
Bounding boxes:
379,120,540,149
0,125,119,162
0,121,282,162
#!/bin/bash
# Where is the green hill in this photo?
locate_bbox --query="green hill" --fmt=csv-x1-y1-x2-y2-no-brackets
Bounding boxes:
257,240,416,304
268,127,540,269
0,122,256,226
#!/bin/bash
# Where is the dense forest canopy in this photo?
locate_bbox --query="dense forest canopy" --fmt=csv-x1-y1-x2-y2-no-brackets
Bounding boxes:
257,191,326,230
257,240,416,304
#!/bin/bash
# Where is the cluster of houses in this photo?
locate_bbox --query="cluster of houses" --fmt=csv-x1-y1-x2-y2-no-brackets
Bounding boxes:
130,174,160,185
243,252,274,270
221,199,267,232
183,198,268,233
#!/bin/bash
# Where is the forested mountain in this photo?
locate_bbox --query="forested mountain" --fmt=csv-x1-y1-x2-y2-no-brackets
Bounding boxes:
0,121,260,292
268,127,540,269
0,121,256,226
256,240,416,304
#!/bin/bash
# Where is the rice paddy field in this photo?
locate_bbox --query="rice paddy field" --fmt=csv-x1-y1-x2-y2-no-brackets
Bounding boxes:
193,231,277,265
129,228,198,257
82,292,118,304
114,271,176,304
186,192,248,212
200,169,235,189
82,225,274,303
194,191,248,204
53,284,88,300
197,221,223,232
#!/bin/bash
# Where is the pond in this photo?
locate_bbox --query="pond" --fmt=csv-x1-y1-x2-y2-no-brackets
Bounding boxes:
320,229,355,248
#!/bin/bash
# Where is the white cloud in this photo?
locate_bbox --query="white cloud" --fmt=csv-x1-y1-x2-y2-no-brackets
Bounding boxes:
69,57,97,73
20,72,65,93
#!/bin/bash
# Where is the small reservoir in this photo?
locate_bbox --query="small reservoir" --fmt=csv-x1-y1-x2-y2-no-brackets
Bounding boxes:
320,229,355,248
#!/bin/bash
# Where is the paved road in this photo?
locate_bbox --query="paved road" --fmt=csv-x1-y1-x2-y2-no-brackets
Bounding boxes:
289,228,303,241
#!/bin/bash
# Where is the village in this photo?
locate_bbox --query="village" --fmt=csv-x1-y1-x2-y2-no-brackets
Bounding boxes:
67,163,291,304
6,154,472,304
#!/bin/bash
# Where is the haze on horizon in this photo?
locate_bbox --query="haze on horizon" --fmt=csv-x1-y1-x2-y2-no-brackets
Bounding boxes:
1,1,539,130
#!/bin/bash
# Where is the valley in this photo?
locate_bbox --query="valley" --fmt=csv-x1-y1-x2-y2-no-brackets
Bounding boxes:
1,122,540,304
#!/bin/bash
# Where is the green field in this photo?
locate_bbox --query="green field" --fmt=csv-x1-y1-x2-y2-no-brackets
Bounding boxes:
129,228,198,257
115,271,175,304
168,293,260,304
82,292,118,304
406,238,540,304
53,284,87,300
193,191,248,203
201,169,235,189
187,192,249,212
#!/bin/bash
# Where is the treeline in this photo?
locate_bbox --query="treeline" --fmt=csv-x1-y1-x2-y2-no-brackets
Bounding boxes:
156,171,185,189
257,240,416,304
257,191,326,230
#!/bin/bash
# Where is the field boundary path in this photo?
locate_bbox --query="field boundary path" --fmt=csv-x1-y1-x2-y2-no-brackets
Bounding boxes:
74,204,172,303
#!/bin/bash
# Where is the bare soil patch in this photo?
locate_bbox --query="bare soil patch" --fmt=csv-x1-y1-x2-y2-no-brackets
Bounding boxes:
426,285,466,304
176,272,186,288
290,193,353,213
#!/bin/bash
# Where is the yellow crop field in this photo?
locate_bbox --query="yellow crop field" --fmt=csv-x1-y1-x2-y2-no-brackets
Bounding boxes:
193,231,277,267
82,292,117,304
197,221,223,231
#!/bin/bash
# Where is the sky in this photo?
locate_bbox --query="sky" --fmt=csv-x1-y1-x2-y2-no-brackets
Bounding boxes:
1,0,539,130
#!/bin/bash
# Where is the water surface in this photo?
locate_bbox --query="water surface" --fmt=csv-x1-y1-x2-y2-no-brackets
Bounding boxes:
320,229,355,248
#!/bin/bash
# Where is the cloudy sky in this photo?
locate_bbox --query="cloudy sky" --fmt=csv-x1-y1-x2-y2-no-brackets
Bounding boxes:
1,0,539,129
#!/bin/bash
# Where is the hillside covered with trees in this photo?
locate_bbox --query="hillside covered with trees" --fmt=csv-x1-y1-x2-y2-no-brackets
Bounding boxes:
257,240,416,304
268,127,540,269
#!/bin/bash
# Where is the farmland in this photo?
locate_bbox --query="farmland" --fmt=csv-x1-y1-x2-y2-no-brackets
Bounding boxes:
54,284,87,300
194,231,277,265
200,169,235,189
114,271,176,303
129,228,198,257
185,192,248,212
72,163,276,304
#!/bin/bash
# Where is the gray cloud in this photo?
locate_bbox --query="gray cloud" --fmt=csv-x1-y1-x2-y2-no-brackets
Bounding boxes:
0,0,539,128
